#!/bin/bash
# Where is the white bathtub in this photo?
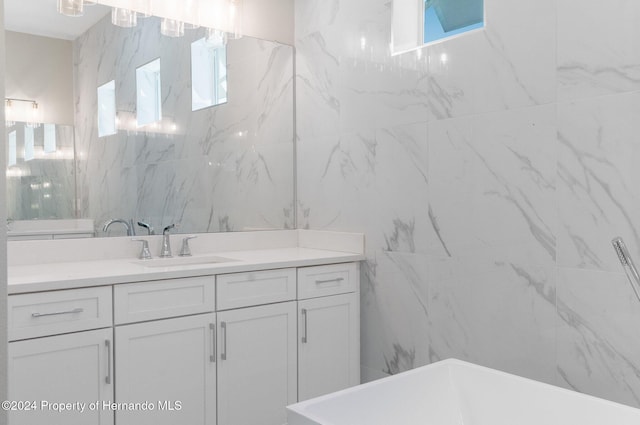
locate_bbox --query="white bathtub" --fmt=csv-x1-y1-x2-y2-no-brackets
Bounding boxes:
286,359,640,425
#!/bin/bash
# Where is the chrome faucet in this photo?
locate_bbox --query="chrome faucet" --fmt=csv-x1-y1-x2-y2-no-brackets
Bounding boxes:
160,224,176,258
103,218,135,236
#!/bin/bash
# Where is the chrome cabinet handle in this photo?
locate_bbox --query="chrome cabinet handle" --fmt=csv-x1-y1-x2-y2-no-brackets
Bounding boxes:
301,309,308,343
210,323,216,363
221,322,227,360
32,308,84,318
315,277,344,285
105,339,112,384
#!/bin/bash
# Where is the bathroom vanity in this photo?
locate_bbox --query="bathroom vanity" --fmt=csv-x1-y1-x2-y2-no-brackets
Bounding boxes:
6,230,363,425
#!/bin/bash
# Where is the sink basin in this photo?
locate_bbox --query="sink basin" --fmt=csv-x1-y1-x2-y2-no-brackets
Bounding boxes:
133,255,237,268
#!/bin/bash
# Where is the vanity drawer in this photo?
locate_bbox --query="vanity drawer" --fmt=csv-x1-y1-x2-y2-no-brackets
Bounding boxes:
298,263,359,300
114,276,215,324
8,287,112,341
217,268,297,310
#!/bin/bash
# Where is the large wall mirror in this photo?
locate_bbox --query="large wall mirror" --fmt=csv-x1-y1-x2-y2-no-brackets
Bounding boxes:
4,1,295,239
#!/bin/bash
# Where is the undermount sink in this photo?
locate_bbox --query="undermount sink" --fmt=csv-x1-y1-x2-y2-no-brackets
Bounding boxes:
133,255,237,268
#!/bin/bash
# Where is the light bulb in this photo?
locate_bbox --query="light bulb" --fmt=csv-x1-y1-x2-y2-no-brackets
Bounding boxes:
57,0,83,17
161,19,184,37
112,8,137,28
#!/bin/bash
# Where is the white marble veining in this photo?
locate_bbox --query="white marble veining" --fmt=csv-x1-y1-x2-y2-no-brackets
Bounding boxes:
556,268,640,407
557,92,640,272
427,256,557,385
557,0,640,102
295,0,640,409
73,16,294,235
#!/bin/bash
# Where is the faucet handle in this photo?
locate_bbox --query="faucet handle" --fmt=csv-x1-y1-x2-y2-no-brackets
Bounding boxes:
137,221,155,235
132,239,152,260
179,235,198,257
163,223,176,235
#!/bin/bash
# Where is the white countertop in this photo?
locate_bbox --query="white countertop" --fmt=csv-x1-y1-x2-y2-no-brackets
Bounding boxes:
8,230,365,294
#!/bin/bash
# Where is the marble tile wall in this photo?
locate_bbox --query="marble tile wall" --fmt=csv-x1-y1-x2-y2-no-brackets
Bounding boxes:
295,0,640,407
74,16,294,236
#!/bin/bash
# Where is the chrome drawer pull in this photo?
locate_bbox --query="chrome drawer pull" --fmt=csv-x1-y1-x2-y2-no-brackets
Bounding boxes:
221,322,227,361
315,277,344,285
210,323,216,363
105,339,112,384
301,309,308,343
32,308,84,318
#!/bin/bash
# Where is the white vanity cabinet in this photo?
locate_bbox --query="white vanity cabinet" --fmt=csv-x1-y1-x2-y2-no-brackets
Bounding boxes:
7,260,361,425
216,302,297,425
113,276,217,425
216,268,297,425
297,263,360,401
114,314,217,425
7,287,114,425
9,329,114,425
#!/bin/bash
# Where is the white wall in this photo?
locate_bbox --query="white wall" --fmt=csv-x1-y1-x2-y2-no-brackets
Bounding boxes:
296,0,640,409
243,0,294,44
0,0,8,420
5,31,74,125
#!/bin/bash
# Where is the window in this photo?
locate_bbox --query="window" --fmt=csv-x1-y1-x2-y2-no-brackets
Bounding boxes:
391,0,484,54
8,130,17,167
424,0,483,44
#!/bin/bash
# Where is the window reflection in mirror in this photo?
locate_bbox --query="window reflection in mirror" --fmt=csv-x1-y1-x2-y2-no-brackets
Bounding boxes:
191,34,228,111
44,123,57,153
24,126,35,161
8,130,17,167
6,122,76,220
97,80,117,137
136,59,162,127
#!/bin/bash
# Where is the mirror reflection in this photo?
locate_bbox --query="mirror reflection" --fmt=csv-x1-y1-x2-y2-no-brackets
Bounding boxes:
135,58,162,127
97,80,116,137
5,3,295,239
5,122,76,221
191,34,228,111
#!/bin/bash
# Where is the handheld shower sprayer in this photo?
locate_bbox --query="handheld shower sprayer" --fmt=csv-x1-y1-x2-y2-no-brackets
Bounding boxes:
612,237,640,303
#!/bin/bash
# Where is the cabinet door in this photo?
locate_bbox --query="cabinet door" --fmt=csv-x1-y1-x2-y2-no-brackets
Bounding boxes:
217,302,297,425
8,328,114,425
298,292,360,401
115,314,216,425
